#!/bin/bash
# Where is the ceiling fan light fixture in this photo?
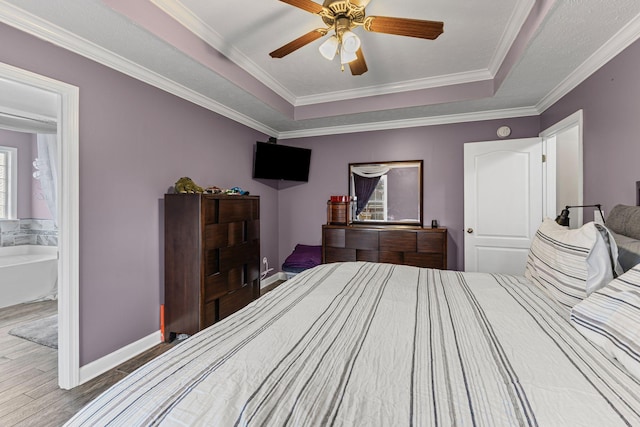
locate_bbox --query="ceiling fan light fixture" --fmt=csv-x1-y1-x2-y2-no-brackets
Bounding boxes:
319,35,339,60
341,30,360,53
273,0,444,76
340,44,358,64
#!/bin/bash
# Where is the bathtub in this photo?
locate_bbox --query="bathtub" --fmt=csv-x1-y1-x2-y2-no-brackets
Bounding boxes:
0,245,58,309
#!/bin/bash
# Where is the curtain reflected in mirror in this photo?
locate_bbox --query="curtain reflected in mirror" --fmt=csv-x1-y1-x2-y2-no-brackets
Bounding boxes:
349,160,423,226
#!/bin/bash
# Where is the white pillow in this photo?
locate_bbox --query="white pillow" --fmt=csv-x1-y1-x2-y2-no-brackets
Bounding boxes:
525,218,618,315
571,264,640,380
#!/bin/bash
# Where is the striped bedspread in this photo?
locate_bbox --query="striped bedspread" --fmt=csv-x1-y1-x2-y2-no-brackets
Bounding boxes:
66,262,640,426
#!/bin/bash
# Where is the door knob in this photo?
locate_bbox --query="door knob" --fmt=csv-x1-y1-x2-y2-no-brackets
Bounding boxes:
467,228,474,234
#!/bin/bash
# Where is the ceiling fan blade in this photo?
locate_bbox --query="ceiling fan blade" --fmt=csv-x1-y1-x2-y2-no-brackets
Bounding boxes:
364,16,444,40
269,29,328,58
279,0,324,14
349,48,368,75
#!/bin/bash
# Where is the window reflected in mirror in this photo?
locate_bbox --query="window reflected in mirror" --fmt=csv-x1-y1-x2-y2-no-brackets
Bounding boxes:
349,160,423,226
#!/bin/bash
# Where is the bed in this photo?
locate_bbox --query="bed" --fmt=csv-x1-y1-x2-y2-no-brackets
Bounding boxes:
66,206,640,426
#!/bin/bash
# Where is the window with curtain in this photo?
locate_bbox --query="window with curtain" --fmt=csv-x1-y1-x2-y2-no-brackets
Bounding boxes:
351,163,390,220
357,175,387,221
0,146,17,219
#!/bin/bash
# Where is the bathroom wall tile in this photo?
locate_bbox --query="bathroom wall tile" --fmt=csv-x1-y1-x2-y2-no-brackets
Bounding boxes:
0,220,19,232
0,219,58,247
14,234,37,245
36,234,58,246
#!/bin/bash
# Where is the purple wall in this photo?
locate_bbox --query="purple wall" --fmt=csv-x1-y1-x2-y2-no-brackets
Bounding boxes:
0,128,34,218
3,15,637,367
541,38,640,215
0,23,278,365
278,116,541,271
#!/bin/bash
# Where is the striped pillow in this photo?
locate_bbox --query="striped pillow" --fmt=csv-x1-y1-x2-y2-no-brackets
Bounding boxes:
571,265,640,380
525,218,617,315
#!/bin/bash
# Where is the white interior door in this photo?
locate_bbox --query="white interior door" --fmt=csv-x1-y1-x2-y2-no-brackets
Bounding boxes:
464,138,543,274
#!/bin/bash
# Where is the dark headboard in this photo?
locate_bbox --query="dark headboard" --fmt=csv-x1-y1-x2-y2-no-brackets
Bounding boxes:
636,181,639,206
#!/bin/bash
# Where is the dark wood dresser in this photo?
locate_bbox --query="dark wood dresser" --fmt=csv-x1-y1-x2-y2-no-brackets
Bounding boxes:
322,224,447,269
164,194,260,341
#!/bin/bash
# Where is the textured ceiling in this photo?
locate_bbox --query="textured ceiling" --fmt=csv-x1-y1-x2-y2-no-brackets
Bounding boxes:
1,0,640,138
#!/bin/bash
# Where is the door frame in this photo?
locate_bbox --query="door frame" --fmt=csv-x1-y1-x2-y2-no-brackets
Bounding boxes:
540,110,584,225
0,61,80,389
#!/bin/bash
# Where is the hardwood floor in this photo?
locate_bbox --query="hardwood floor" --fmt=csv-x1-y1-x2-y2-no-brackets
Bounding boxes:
0,300,174,426
0,282,286,426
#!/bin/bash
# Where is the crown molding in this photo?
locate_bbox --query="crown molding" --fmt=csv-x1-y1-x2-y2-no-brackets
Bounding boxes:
153,0,496,108
537,12,640,113
151,0,298,105
487,0,535,76
294,69,493,106
0,2,278,137
277,106,539,139
2,1,638,142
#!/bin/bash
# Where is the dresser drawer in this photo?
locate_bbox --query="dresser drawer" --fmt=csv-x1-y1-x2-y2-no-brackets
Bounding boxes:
204,272,227,301
404,252,444,269
345,229,379,250
219,242,259,272
218,283,256,320
322,225,448,270
417,232,445,253
204,224,228,249
218,199,258,223
325,247,356,263
379,251,403,265
380,230,417,252
356,249,379,263
202,300,217,329
324,228,346,247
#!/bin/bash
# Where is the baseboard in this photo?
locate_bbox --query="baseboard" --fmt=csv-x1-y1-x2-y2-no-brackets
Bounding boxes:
77,275,287,384
77,275,286,385
260,271,287,288
78,330,161,385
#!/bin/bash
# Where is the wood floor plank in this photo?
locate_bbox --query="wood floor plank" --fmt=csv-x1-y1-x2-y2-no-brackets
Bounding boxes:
19,407,78,427
0,369,50,406
0,300,173,426
0,393,34,419
23,377,58,400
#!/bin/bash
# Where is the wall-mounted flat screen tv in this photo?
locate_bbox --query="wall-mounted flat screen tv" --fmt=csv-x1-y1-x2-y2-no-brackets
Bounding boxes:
253,141,311,182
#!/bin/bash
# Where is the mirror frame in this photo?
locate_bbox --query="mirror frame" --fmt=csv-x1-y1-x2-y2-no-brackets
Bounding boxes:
349,160,423,226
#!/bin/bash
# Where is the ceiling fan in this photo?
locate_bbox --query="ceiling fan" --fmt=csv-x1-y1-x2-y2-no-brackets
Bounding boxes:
269,0,444,75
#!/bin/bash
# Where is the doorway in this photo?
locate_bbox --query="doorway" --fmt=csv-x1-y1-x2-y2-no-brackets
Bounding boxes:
541,110,584,228
464,110,584,273
0,61,80,389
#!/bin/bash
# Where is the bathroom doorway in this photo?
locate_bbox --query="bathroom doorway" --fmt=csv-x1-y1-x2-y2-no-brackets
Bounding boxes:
0,62,80,389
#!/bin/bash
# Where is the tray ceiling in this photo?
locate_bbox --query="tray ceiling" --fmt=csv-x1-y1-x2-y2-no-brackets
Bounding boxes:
1,0,640,138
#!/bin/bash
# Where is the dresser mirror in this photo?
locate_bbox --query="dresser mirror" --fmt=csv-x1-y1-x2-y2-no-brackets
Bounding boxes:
348,160,423,226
